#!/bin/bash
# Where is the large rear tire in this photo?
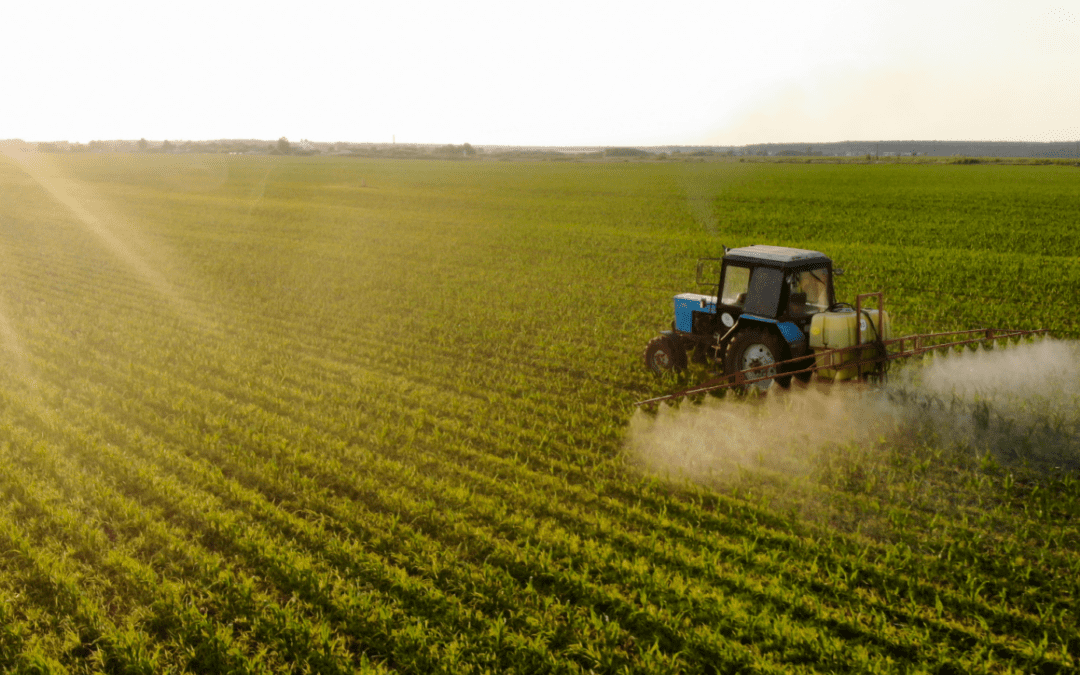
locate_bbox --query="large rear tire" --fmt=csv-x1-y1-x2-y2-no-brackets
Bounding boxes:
643,335,687,374
724,328,790,393
790,356,815,383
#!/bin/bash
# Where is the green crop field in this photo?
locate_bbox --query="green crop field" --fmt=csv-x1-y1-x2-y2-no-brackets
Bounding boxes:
0,151,1078,673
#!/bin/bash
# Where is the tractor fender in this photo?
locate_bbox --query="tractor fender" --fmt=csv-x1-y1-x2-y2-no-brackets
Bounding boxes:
661,329,696,351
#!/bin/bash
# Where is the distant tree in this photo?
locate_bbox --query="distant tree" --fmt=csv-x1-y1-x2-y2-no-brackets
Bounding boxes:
37,142,61,153
278,137,291,154
138,138,148,152
161,139,174,153
463,142,476,157
604,147,649,158
294,139,320,155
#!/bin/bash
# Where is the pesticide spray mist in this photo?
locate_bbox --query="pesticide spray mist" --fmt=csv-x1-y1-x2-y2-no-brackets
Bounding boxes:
627,339,1080,486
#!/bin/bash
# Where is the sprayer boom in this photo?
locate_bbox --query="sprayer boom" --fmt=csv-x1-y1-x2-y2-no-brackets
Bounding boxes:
636,327,1051,407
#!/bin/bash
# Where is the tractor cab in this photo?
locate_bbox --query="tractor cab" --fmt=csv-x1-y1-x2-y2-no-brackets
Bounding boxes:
645,245,837,389
712,245,834,326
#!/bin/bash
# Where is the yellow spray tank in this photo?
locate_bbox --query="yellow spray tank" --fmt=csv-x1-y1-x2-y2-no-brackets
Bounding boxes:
809,307,892,380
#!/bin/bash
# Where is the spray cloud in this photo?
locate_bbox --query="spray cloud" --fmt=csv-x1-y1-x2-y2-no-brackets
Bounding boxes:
628,339,1080,486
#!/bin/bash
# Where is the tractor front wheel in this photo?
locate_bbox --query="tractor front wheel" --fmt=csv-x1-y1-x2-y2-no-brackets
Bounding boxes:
724,329,790,393
644,335,687,374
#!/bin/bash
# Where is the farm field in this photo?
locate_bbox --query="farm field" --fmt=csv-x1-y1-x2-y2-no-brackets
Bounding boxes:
0,151,1078,673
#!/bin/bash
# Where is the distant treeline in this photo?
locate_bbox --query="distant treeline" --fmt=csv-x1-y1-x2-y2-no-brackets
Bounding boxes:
729,140,1080,158
27,138,1080,159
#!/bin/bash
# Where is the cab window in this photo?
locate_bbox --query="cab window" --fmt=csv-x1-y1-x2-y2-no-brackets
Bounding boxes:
786,267,831,314
720,265,750,306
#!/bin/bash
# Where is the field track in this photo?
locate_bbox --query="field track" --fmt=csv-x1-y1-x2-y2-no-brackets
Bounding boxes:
0,152,1078,673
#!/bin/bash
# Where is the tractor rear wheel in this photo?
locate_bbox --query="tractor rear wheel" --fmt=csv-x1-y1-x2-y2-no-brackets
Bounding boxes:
644,335,687,374
724,328,790,393
788,355,815,384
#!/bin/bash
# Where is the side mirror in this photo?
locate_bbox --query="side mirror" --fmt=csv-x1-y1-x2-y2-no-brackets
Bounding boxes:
696,258,724,289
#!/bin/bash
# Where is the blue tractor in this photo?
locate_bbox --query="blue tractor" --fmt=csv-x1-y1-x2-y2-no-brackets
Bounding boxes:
642,245,1051,404
644,245,837,392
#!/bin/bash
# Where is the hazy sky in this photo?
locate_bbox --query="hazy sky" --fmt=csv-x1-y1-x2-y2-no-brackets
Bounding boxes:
3,1,1077,146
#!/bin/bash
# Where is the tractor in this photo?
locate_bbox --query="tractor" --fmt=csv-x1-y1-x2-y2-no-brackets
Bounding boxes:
641,244,1047,404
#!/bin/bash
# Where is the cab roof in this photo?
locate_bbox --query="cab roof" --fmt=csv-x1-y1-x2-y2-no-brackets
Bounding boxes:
723,245,831,267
